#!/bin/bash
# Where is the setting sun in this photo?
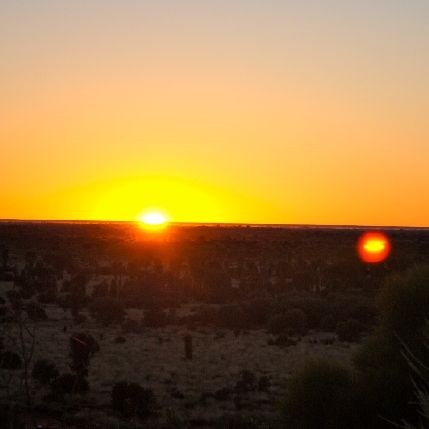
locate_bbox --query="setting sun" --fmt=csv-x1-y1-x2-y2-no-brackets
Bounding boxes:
138,211,169,229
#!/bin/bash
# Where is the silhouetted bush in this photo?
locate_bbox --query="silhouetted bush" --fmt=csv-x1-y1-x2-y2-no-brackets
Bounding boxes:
0,305,8,321
343,301,377,329
70,333,99,376
90,297,125,325
235,370,256,392
243,298,273,327
214,387,231,401
143,308,168,328
320,314,336,332
122,318,141,333
268,309,307,336
51,373,89,396
0,405,25,429
0,351,22,369
25,302,48,321
353,336,410,428
282,360,358,429
258,375,271,392
32,359,59,385
400,332,429,429
6,290,24,309
214,414,275,428
336,319,364,342
268,334,298,347
111,381,156,418
330,294,377,330
37,290,57,304
216,304,250,329
354,265,429,427
190,305,218,326
73,312,87,324
91,281,109,298
379,266,429,342
287,295,330,329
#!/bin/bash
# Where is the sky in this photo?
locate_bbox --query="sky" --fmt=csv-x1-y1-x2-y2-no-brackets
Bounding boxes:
1,0,428,226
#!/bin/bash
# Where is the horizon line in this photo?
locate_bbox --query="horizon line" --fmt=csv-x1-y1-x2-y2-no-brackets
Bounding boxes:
0,218,428,230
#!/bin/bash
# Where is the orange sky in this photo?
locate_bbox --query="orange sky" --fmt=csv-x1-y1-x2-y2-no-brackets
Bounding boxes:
1,1,428,226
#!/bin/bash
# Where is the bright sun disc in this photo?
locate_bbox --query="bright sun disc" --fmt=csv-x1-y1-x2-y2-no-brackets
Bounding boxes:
357,231,391,263
138,211,169,229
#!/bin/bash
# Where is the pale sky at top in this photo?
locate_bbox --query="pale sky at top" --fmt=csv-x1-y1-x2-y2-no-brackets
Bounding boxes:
1,1,428,225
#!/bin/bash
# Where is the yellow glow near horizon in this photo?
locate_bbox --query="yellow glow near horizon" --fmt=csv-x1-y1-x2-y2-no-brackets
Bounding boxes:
1,2,429,226
78,176,253,224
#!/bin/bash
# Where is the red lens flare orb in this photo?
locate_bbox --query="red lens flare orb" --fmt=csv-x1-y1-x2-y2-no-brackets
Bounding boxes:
357,231,391,263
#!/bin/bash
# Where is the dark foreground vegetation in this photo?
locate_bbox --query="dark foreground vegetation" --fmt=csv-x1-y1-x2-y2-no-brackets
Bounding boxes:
0,221,428,428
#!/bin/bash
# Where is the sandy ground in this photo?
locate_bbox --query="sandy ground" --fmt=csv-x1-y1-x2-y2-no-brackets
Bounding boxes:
0,299,358,423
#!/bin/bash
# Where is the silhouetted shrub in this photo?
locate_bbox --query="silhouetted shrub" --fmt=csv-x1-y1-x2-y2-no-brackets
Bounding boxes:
73,312,87,324
90,297,125,325
214,387,231,401
0,351,22,369
287,295,330,329
191,305,218,326
336,319,364,342
143,308,167,328
25,302,48,321
399,333,429,429
0,306,8,321
69,333,99,376
354,265,429,427
243,298,273,327
217,305,250,329
6,290,24,309
343,301,377,329
18,286,35,300
321,336,336,345
51,373,89,396
170,388,184,400
165,307,178,324
32,359,59,385
353,336,410,428
268,334,298,347
379,266,429,343
122,318,141,333
235,370,256,392
268,309,307,336
282,360,358,429
320,314,336,332
91,281,109,298
214,414,272,428
0,405,25,429
111,381,156,418
258,375,271,392
37,290,57,304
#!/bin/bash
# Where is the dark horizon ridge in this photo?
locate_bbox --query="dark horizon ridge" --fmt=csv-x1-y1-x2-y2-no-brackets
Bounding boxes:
0,218,427,230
